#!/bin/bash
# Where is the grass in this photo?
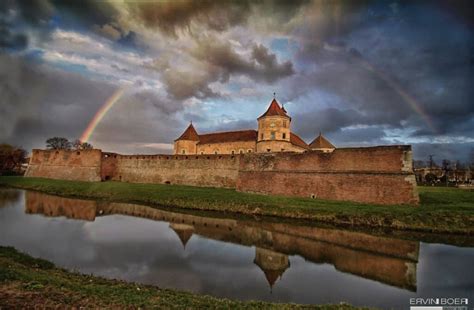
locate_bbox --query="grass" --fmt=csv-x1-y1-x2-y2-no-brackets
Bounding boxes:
0,176,473,234
0,246,362,309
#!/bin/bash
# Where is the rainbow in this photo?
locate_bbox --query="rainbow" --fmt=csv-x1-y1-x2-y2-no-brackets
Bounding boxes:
357,58,437,133
80,87,127,143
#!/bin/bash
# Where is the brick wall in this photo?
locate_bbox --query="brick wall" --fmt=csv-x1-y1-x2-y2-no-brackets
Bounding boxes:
236,146,419,205
110,154,241,188
25,145,419,205
25,149,102,182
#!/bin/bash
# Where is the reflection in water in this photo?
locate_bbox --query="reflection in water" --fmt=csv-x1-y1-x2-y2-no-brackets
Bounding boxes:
24,191,419,291
0,189,22,208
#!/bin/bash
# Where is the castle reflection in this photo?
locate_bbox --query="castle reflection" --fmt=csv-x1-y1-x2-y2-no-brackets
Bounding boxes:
25,191,419,291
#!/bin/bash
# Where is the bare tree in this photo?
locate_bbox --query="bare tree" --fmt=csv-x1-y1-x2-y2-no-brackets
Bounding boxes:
46,137,72,150
72,139,93,150
0,144,27,175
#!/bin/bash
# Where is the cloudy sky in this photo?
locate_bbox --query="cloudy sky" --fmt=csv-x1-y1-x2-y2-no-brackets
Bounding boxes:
0,0,472,162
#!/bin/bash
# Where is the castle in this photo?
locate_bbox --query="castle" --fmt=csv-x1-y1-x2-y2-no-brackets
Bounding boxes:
25,97,420,205
174,98,335,155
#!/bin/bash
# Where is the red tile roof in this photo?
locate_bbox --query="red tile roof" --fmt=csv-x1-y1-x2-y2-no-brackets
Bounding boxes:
290,132,309,149
197,130,257,144
258,99,290,119
309,133,335,149
175,123,200,141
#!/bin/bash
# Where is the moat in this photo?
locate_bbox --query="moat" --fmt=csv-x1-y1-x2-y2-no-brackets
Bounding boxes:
0,188,473,309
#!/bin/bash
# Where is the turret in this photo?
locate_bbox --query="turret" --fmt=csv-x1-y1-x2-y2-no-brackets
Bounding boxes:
174,123,199,155
254,247,290,289
309,132,335,153
256,98,292,153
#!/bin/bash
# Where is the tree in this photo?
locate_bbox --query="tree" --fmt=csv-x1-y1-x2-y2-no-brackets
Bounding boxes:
72,139,93,150
425,173,437,185
441,159,451,186
46,137,72,150
0,144,27,175
413,160,425,169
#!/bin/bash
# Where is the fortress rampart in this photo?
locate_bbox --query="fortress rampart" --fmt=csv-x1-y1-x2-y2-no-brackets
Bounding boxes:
26,145,419,205
26,149,102,182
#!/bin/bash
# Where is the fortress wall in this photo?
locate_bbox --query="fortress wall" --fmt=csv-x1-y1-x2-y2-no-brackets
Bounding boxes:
236,146,419,205
25,191,97,221
240,145,413,173
25,145,419,205
25,149,102,182
110,154,241,188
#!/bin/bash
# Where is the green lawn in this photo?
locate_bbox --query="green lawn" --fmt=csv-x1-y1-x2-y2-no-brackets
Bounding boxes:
0,176,473,234
0,246,360,309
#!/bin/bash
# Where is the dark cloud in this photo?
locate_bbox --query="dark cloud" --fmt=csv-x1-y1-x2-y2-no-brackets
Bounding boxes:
162,69,221,100
286,1,473,149
0,4,29,51
160,39,294,100
411,142,474,163
192,38,294,83
126,0,310,37
0,55,185,154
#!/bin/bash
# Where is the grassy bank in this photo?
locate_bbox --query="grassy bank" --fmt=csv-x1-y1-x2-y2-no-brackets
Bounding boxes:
0,246,359,309
0,176,473,234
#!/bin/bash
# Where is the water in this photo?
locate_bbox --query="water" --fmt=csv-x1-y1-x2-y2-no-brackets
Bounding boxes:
0,188,473,309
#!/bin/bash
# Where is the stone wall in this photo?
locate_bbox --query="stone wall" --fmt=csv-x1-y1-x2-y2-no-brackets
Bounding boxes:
106,154,241,188
26,149,102,182
236,146,419,205
25,145,419,205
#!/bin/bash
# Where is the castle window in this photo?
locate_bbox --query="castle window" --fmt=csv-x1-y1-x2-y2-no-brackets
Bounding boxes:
214,151,218,155
231,150,235,155
282,133,286,139
247,149,252,153
283,121,287,127
239,149,243,154
271,131,275,140
201,152,204,155
182,150,185,154
267,149,271,152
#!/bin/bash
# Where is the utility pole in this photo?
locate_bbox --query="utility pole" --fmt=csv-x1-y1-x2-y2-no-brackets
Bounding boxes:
428,154,434,170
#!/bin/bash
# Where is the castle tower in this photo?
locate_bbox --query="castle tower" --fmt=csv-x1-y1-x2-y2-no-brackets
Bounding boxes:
169,223,195,248
254,247,290,289
256,98,292,153
309,132,335,153
174,123,199,155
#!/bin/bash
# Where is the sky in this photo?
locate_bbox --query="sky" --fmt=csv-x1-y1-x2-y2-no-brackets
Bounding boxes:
0,0,473,163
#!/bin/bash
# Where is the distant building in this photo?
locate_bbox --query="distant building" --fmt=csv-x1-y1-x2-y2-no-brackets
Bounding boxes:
309,132,336,153
174,98,335,155
414,167,472,184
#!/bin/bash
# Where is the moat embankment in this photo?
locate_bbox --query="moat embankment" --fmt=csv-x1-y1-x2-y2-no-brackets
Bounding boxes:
0,176,472,235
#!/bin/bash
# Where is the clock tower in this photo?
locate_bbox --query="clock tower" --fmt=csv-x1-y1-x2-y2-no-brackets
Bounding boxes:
256,98,292,153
